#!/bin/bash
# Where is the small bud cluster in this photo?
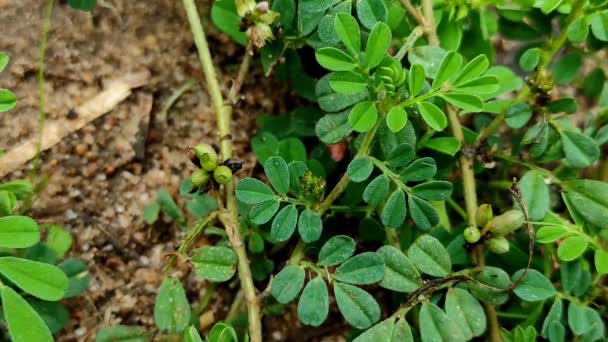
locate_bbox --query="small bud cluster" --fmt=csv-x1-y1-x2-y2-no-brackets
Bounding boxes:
463,204,526,255
236,0,278,48
189,144,243,191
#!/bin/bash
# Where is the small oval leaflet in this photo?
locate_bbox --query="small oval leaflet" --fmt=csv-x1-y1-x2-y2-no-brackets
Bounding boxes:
191,246,237,282
318,235,356,266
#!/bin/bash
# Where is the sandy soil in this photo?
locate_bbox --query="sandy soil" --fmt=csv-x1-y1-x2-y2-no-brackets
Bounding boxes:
0,0,296,340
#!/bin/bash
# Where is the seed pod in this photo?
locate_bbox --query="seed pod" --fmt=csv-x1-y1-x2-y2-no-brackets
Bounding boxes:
194,144,219,172
463,226,481,243
475,204,493,228
191,169,211,187
490,210,525,236
214,165,233,185
224,158,244,173
486,236,510,254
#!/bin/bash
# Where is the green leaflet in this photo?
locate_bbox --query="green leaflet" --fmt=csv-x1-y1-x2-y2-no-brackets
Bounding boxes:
264,156,290,195
334,282,380,329
249,200,281,225
511,269,556,302
365,22,391,69
208,322,238,342
408,195,440,231
347,157,374,182
0,257,68,301
408,64,426,97
316,47,357,71
0,286,53,342
0,216,39,249
417,101,448,131
349,101,378,133
467,266,511,304
419,302,466,342
236,178,275,204
363,175,389,206
353,316,413,342
318,235,356,266
381,190,407,228
154,277,191,334
407,235,451,277
297,277,329,327
298,209,323,243
334,252,385,285
562,179,608,229
334,13,361,55
191,246,237,282
560,129,600,168
518,170,550,221
377,245,421,293
444,288,486,339
271,265,305,304
556,236,588,261
271,205,299,242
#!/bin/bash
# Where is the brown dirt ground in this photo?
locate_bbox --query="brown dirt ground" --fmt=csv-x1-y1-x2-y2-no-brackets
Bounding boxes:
0,0,320,340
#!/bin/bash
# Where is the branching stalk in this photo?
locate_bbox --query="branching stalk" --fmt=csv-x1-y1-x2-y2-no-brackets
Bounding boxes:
181,1,261,341
476,0,587,144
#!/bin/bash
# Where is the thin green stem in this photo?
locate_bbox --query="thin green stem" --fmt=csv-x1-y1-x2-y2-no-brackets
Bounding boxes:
446,106,477,226
181,1,261,341
395,26,424,60
31,0,54,182
446,198,467,220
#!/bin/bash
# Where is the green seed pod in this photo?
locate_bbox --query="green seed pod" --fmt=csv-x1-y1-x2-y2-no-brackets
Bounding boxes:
213,165,233,185
191,169,211,187
463,226,481,243
194,144,218,171
490,210,525,236
475,204,493,228
486,236,510,254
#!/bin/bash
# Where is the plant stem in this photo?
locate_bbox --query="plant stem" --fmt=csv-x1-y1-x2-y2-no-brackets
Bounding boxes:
395,26,424,61
31,0,54,182
181,1,262,341
399,0,425,27
421,0,439,46
447,107,477,226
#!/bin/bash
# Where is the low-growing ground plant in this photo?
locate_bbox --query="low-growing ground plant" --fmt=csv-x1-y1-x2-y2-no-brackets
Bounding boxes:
3,0,608,341
136,0,608,340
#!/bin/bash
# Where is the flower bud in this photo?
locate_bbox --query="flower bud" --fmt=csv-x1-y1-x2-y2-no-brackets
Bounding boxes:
486,236,510,254
475,204,493,228
490,210,525,236
191,169,211,188
214,165,233,185
194,144,218,172
463,226,481,244
248,23,274,48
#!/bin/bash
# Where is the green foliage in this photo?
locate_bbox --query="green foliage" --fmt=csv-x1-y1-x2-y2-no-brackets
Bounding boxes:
0,178,88,340
101,1,608,341
154,277,191,334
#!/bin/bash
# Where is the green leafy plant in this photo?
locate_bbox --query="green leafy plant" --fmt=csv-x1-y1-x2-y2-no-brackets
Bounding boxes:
134,0,608,340
0,180,90,341
7,0,605,340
